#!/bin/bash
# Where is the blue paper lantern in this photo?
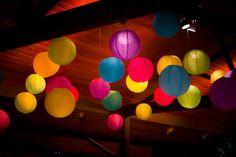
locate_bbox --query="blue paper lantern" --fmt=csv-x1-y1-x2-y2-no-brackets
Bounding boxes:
102,90,122,111
99,57,124,83
153,11,180,38
159,65,190,96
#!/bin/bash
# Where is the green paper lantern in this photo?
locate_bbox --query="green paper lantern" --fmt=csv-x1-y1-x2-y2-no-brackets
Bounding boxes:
177,85,201,109
102,90,122,111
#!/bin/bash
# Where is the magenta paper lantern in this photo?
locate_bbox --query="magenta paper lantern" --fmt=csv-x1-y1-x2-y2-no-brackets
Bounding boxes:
128,57,154,82
107,113,124,131
45,76,73,94
109,29,141,61
89,78,110,99
0,109,10,133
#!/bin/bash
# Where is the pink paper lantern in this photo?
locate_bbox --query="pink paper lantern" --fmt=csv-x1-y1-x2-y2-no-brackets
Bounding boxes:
89,78,110,99
128,57,154,82
45,76,73,94
154,87,175,106
0,109,10,133
71,86,79,102
107,113,124,131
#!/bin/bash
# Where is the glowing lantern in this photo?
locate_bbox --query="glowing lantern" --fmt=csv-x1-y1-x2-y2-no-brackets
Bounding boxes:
45,76,72,94
210,70,226,84
135,103,152,120
177,85,201,109
107,113,124,131
157,55,182,75
99,57,124,83
89,78,110,99
0,109,10,133
126,75,148,93
70,86,79,102
154,87,175,106
45,88,75,118
48,37,77,65
128,57,154,82
109,29,141,61
159,65,190,96
183,49,211,75
33,52,60,78
225,70,233,78
15,92,37,114
25,74,46,94
102,90,122,111
153,11,180,38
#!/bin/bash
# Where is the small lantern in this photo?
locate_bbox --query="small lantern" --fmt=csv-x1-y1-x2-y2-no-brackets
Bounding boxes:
89,78,110,99
25,74,46,94
126,75,148,93
135,103,152,120
15,92,37,114
107,113,124,131
102,90,122,111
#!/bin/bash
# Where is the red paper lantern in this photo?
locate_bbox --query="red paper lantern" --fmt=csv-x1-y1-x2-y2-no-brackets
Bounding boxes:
70,86,79,102
154,87,175,106
0,109,10,133
107,113,124,131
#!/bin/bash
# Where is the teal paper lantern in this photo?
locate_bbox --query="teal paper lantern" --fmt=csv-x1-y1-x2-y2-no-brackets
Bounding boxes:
102,90,122,111
159,65,190,96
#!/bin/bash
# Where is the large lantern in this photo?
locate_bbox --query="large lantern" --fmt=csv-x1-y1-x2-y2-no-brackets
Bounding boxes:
25,74,46,94
102,90,122,111
183,49,210,75
126,75,148,93
89,78,110,99
154,87,175,106
15,92,37,114
107,113,124,131
109,29,141,61
135,103,152,120
0,109,10,133
210,70,226,84
157,55,182,75
45,76,72,94
159,65,190,96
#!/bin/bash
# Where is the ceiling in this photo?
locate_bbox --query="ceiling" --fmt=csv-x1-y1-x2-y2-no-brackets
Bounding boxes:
0,0,236,156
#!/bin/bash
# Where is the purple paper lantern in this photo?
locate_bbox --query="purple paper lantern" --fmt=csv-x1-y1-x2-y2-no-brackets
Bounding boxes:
89,78,110,99
107,113,124,131
109,29,141,61
225,70,234,78
45,76,73,94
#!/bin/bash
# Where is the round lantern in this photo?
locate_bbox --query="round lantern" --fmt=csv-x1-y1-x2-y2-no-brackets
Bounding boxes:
183,49,211,75
126,75,148,93
154,87,175,106
45,76,73,94
33,52,60,78
45,88,75,118
159,65,190,96
210,77,236,111
107,113,124,131
157,55,182,75
128,57,154,82
25,74,46,94
0,109,10,133
210,70,226,84
89,78,110,99
177,85,201,109
102,90,122,111
70,86,79,102
109,29,141,61
152,11,180,38
99,57,124,83
48,37,77,65
15,92,37,114
135,103,152,120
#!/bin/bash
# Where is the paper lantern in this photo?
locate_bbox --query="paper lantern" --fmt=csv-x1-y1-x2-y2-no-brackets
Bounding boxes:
177,85,201,109
183,49,211,75
126,75,148,93
99,57,124,83
225,70,233,78
25,74,46,94
0,109,10,133
15,92,37,114
45,76,73,94
128,57,154,82
153,11,180,38
33,52,60,78
210,70,226,84
159,65,190,96
109,29,141,61
154,87,175,106
135,103,152,120
210,76,236,111
102,90,122,111
107,113,124,131
157,55,182,75
71,86,79,102
45,88,75,118
89,78,110,99
48,37,77,65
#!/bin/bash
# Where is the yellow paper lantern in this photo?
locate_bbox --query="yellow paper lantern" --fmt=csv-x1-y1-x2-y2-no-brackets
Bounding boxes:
135,103,152,120
126,75,148,93
210,70,226,84
157,55,182,75
44,88,75,118
15,92,37,114
48,37,77,65
25,74,46,94
33,52,60,78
